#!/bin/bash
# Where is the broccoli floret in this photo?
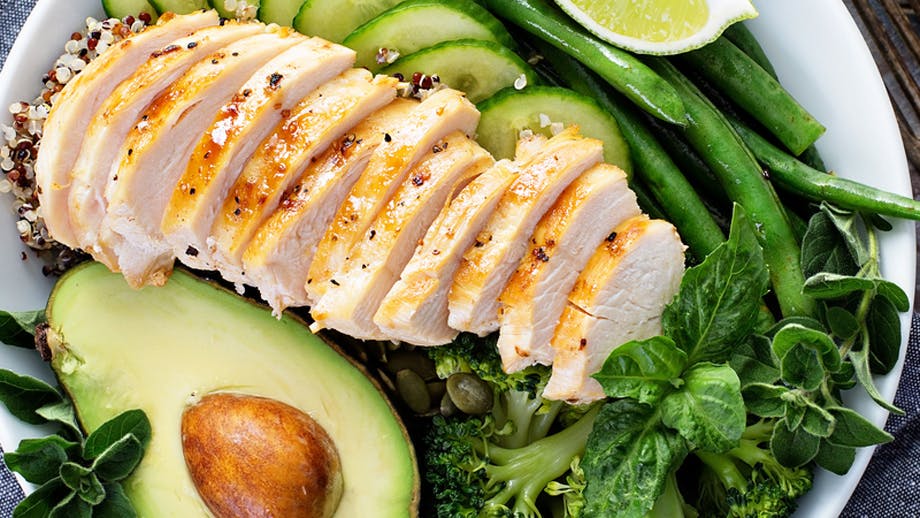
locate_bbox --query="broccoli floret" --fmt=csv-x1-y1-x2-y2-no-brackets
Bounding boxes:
424,333,596,517
694,421,813,518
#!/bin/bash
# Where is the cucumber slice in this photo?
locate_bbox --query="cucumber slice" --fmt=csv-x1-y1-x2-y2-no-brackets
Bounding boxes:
343,0,515,71
102,0,159,20
149,0,209,14
208,0,261,19
258,0,304,25
477,86,632,174
293,0,403,43
381,39,537,103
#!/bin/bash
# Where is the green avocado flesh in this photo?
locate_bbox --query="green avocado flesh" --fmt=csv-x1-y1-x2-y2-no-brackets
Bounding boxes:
46,262,418,517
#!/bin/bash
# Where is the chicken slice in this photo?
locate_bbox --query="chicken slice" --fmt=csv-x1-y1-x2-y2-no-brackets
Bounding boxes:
208,69,398,284
498,163,641,372
101,29,301,288
68,22,263,265
304,88,479,303
375,161,516,346
161,37,355,272
448,127,604,336
242,99,417,314
311,131,492,339
36,10,219,248
543,216,685,404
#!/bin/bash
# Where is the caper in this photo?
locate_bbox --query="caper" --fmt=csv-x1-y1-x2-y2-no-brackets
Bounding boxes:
446,372,493,415
396,369,431,414
385,350,438,380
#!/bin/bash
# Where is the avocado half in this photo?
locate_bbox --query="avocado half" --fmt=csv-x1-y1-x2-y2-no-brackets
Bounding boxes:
44,262,419,517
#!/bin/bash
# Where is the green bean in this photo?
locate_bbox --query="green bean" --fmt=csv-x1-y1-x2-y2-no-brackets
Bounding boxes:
536,42,725,257
723,23,778,79
731,117,920,220
678,37,825,156
647,58,814,318
481,0,687,125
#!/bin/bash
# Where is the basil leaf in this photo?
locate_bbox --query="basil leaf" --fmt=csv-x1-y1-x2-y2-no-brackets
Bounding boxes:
771,419,820,467
4,436,78,485
36,400,82,439
729,335,780,387
660,363,745,452
741,383,788,418
826,407,893,447
825,306,859,340
849,346,903,415
13,477,66,518
592,336,688,405
801,211,858,278
819,204,869,266
91,435,143,482
865,295,902,375
0,310,44,348
875,279,910,312
583,400,687,517
814,440,856,476
93,484,137,518
0,369,64,425
663,205,769,364
803,273,875,300
84,409,151,459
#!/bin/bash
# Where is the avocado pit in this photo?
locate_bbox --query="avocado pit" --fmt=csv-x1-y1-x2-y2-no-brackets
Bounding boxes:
181,392,344,518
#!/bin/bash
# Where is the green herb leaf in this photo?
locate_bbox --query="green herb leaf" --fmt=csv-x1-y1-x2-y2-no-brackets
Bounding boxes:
592,336,688,405
0,369,64,425
803,272,875,300
93,484,137,518
819,204,869,266
826,407,893,447
582,400,687,517
831,360,857,390
865,295,902,375
779,344,826,391
48,490,92,518
663,205,769,364
84,409,151,459
36,400,82,439
660,363,745,452
741,383,787,418
801,211,858,278
771,419,820,467
3,436,78,485
91,435,144,482
772,324,841,389
814,440,856,475
13,477,66,518
875,280,910,312
59,462,105,506
849,346,903,415
801,402,836,438
824,306,859,340
0,310,44,348
729,335,780,387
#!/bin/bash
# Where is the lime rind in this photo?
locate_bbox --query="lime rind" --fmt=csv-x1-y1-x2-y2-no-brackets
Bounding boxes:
554,0,758,55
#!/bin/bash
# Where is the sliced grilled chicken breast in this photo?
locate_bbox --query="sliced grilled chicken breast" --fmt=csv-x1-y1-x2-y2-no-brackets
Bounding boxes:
311,131,492,339
162,37,355,271
543,217,685,403
208,69,398,284
448,127,604,336
375,161,516,346
498,163,641,372
243,99,416,314
304,88,479,303
36,10,219,248
68,22,262,265
101,29,300,288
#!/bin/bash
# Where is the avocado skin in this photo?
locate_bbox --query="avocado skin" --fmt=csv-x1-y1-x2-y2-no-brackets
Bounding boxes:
45,262,419,517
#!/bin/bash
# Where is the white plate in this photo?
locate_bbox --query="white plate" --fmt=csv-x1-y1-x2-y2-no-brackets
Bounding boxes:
0,0,913,515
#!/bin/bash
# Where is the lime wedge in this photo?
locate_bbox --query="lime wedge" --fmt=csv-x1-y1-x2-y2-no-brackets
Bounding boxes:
554,0,758,54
